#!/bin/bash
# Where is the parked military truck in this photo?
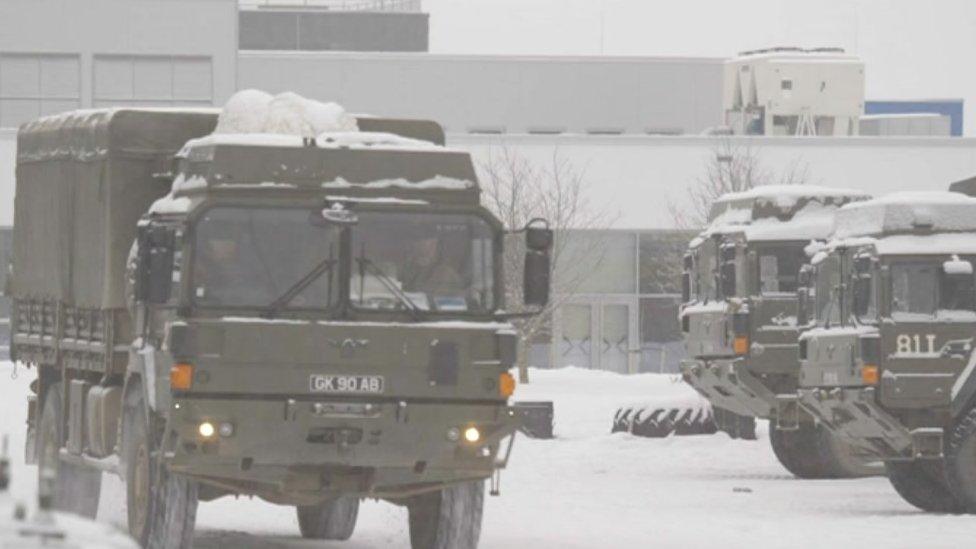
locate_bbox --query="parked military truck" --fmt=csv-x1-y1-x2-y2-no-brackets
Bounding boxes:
10,107,552,548
679,186,876,478
797,190,976,512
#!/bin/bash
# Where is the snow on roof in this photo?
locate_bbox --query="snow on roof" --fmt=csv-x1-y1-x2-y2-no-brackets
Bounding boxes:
180,131,443,154
832,191,976,239
693,185,869,245
214,89,357,136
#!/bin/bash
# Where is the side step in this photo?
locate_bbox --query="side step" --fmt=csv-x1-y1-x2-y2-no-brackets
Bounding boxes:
59,449,120,476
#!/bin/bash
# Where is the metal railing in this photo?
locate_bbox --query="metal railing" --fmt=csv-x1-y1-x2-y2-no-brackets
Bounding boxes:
239,0,422,11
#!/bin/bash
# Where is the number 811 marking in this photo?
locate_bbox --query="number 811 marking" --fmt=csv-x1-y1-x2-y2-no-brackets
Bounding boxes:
895,334,936,355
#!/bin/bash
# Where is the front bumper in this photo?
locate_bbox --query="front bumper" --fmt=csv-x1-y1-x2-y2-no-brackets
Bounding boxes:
797,387,937,459
680,358,776,419
165,396,519,499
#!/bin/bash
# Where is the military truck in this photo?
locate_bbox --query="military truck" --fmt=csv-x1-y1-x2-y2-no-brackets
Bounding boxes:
679,185,876,478
9,107,552,548
796,190,976,512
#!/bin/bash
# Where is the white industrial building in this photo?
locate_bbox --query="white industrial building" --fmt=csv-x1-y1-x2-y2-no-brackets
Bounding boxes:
1,0,974,371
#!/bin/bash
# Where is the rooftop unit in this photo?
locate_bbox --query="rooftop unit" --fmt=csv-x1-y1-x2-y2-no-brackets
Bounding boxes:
723,48,865,137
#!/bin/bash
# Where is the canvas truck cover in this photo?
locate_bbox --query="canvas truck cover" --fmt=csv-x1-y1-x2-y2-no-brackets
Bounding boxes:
12,109,218,309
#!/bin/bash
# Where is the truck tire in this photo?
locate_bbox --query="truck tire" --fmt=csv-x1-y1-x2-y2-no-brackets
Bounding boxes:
407,481,484,549
885,460,963,513
815,428,880,478
768,422,824,478
122,384,198,548
37,382,102,518
296,497,359,540
769,422,876,479
944,406,976,512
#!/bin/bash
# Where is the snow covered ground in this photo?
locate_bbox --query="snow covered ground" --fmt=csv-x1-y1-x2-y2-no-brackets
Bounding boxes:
1,361,974,548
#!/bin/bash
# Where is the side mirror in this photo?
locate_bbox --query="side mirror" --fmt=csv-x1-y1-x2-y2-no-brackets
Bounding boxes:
797,287,809,326
720,262,736,298
523,221,553,307
852,277,871,317
136,225,176,304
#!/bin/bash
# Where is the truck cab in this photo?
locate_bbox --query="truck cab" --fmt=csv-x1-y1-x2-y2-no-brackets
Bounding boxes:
797,191,976,512
680,186,871,478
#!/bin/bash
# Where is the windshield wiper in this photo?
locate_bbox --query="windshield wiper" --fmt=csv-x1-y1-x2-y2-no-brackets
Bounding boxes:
262,255,336,319
356,256,426,321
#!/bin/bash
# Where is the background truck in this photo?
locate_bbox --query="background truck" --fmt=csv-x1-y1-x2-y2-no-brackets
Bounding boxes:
797,189,976,513
10,103,552,548
679,185,877,478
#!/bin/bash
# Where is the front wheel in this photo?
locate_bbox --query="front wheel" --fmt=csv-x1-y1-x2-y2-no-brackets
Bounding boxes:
121,383,198,548
37,382,102,518
886,459,963,513
296,497,360,540
944,407,976,512
408,481,484,549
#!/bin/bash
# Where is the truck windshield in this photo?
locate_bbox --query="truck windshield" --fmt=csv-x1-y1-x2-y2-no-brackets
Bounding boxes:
350,212,495,314
890,260,976,321
756,244,804,295
192,207,340,310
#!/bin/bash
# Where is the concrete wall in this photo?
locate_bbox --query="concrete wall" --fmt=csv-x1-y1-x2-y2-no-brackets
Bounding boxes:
238,52,725,135
451,133,976,229
240,10,429,52
0,0,238,128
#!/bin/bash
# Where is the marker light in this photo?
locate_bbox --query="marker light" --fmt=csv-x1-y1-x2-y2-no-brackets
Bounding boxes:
170,363,194,390
862,365,880,386
198,422,216,438
446,427,461,442
733,337,749,356
499,372,516,398
464,427,481,443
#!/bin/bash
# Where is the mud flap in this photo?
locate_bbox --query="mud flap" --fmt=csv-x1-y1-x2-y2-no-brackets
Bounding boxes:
776,394,800,431
911,428,944,459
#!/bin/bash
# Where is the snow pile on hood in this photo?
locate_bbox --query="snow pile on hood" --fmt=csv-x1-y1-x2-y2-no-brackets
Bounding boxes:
833,191,976,239
214,89,358,137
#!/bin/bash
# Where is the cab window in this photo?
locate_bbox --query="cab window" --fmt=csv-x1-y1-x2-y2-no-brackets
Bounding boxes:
890,262,937,320
756,245,804,295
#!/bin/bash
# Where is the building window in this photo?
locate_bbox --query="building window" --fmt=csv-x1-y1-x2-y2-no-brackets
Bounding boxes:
781,79,793,91
0,53,81,128
93,54,213,108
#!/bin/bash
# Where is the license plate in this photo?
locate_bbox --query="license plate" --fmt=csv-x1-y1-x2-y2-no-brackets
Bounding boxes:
309,374,385,394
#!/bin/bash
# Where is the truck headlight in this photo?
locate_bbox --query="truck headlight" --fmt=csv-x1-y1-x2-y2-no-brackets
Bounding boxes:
464,427,481,443
198,422,216,438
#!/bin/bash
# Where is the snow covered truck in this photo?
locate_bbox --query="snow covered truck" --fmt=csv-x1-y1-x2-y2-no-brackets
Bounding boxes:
796,190,976,513
9,102,552,548
679,186,878,478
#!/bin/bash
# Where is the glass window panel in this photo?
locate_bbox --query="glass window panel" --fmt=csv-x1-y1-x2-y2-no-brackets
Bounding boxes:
0,56,39,97
39,56,80,98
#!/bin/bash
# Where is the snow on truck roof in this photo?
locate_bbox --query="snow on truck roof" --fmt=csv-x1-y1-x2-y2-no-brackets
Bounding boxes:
691,185,870,246
832,191,976,239
815,192,976,257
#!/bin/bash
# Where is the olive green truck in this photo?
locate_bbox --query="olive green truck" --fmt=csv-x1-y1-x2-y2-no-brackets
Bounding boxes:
796,189,976,513
10,109,552,548
680,186,878,478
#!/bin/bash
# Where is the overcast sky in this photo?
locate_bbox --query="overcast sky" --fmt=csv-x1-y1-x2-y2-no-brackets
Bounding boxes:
425,0,976,134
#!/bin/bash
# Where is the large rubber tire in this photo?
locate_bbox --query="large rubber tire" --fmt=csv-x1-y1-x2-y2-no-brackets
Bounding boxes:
769,422,877,479
297,497,360,540
407,481,484,549
886,459,963,513
769,422,825,478
816,428,880,478
122,384,198,549
944,406,976,512
36,382,102,519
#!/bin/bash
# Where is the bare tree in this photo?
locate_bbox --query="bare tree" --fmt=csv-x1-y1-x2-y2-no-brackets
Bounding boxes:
480,146,615,383
669,138,811,229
